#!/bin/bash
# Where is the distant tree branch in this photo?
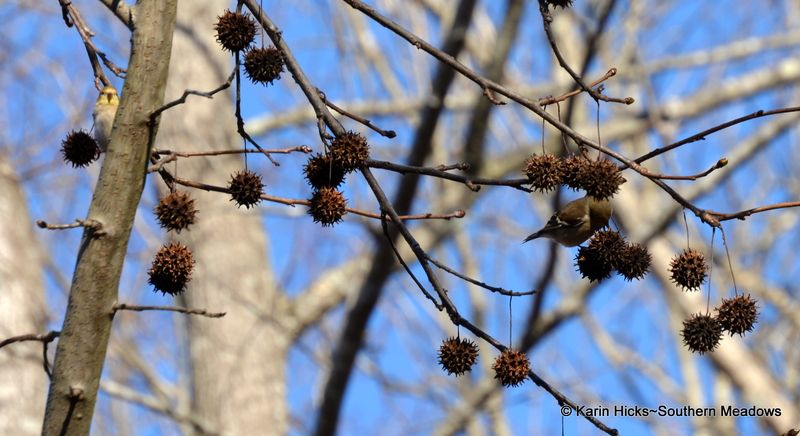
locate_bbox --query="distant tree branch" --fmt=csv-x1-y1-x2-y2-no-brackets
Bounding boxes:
112,303,226,318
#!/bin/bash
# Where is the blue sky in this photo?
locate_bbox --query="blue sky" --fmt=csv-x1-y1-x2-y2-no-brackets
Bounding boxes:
2,1,799,435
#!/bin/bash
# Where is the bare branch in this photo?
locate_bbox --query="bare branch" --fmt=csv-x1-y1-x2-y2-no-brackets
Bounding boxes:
0,331,60,350
319,89,396,138
112,303,226,318
149,67,236,123
36,219,103,234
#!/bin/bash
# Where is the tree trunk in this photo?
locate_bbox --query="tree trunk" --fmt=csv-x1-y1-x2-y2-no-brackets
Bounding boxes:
160,1,288,434
0,158,48,435
42,1,178,434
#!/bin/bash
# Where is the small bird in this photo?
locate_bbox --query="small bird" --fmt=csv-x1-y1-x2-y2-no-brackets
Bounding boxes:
523,195,612,247
92,85,119,152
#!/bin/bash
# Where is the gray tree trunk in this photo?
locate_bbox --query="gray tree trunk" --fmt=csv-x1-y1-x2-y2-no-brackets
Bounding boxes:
0,158,48,435
41,1,178,434
160,1,288,434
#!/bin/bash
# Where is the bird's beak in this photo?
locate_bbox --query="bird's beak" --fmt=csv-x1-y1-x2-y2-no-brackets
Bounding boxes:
106,94,113,103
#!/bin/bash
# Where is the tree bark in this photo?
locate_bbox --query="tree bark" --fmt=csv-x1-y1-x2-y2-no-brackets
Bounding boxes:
41,1,178,434
159,1,288,433
0,158,48,435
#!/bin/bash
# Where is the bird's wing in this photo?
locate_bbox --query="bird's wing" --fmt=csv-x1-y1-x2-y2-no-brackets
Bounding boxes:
522,212,584,243
542,211,585,231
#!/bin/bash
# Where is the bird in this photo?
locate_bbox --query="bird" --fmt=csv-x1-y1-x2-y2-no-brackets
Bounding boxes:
92,85,119,152
523,195,612,247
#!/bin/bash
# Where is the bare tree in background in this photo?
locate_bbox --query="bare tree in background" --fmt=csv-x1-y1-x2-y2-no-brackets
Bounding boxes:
0,159,48,435
1,1,799,435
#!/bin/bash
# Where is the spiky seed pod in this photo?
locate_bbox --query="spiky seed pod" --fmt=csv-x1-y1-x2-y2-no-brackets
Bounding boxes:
329,131,370,173
617,243,651,281
61,129,100,167
575,245,612,282
148,243,195,296
523,154,563,192
228,170,264,209
437,337,479,376
214,10,256,52
561,154,591,191
583,159,626,201
587,229,626,270
716,294,758,336
492,349,530,387
308,187,347,226
155,191,198,233
244,46,284,85
681,313,723,354
547,0,573,8
304,153,346,189
669,249,707,291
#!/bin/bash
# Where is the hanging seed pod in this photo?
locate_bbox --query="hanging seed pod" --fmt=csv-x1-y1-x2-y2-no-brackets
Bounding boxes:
681,313,723,354
148,243,195,296
61,129,100,167
214,10,256,52
308,187,347,227
492,349,530,387
437,337,479,376
228,170,264,209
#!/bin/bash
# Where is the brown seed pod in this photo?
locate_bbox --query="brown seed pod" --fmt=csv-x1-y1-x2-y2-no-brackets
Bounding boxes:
616,242,651,281
561,154,591,191
523,154,563,192
715,294,758,336
308,187,347,226
61,129,100,167
437,337,479,376
155,191,198,233
575,245,612,282
587,229,626,270
244,46,284,85
304,153,346,189
214,10,256,52
492,349,530,387
583,159,626,201
681,313,723,354
148,243,195,296
669,249,707,291
329,131,370,173
228,170,264,209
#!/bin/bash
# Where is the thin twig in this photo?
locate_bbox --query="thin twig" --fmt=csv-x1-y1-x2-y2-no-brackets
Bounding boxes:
97,0,136,30
647,158,728,180
631,106,800,167
536,1,631,105
36,219,104,234
709,201,800,222
381,215,442,309
58,0,126,87
233,52,279,165
154,145,312,158
112,303,226,318
538,68,620,106
368,159,532,192
170,176,466,221
0,331,60,350
319,89,396,138
427,255,538,297
149,67,237,123
719,226,739,295
148,146,311,172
